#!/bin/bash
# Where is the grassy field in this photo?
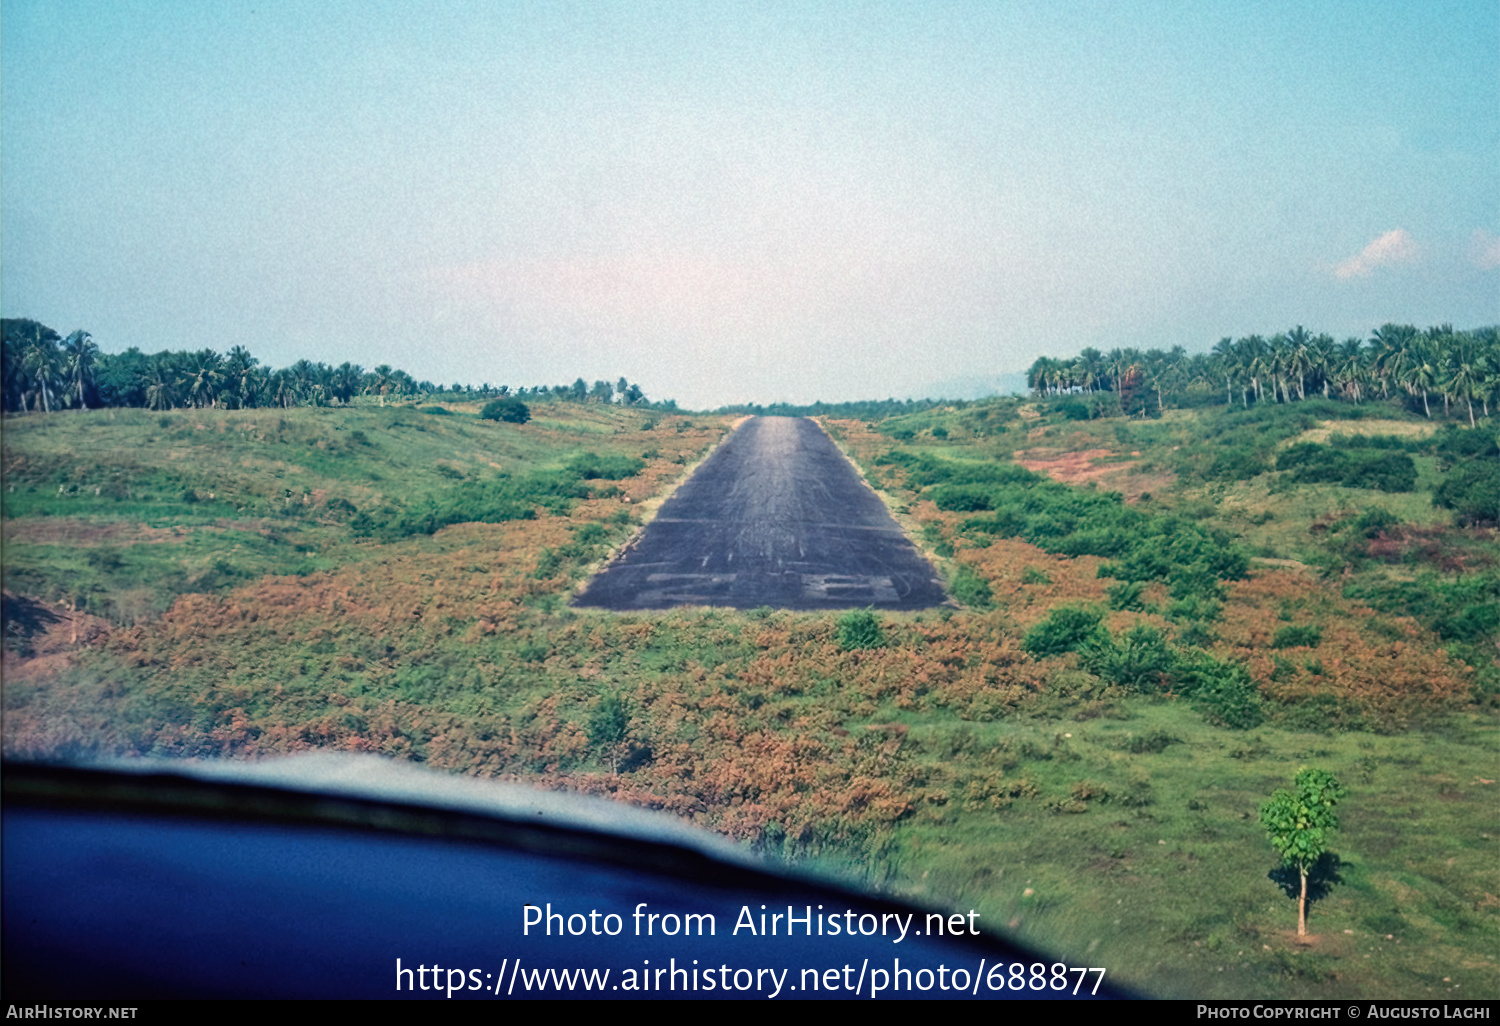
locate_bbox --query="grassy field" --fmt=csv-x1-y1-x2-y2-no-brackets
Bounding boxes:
2,394,1496,999
855,703,1495,999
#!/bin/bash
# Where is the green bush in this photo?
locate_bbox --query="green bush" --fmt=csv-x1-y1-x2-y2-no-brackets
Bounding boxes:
1278,443,1417,493
1175,621,1218,647
1440,600,1500,646
1345,572,1500,646
481,397,531,424
1099,519,1249,586
1168,560,1228,603
353,471,589,540
1347,452,1418,492
950,565,994,608
588,692,629,748
1105,580,1147,611
1166,594,1223,623
1326,431,1411,451
930,484,996,512
1434,461,1500,527
1204,447,1270,482
1078,625,1175,691
958,510,1027,540
1348,507,1399,537
1119,729,1178,754
1022,606,1104,658
531,548,561,579
1052,527,1133,558
566,451,645,480
1432,425,1500,466
1272,625,1323,649
837,608,885,651
900,450,1250,599
1176,653,1264,729
572,521,608,546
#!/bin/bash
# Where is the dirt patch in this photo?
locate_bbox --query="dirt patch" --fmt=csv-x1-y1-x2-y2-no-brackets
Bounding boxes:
1013,448,1121,483
1364,524,1496,573
1012,447,1170,501
2,518,187,547
2,516,285,548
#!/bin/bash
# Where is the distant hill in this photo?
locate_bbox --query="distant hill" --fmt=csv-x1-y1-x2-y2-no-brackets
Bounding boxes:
907,372,1028,401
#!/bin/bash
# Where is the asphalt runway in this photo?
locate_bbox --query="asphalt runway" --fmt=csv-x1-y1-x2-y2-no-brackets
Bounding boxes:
573,417,949,611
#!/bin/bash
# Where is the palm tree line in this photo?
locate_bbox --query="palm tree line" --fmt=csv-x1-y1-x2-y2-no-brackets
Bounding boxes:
1026,324,1499,427
1,319,653,415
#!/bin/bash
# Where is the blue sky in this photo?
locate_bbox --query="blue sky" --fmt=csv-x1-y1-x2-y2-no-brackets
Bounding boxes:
3,0,1496,408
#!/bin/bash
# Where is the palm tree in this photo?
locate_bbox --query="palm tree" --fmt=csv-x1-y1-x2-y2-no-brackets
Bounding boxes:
2,332,23,413
1445,353,1484,428
20,329,63,413
289,359,329,406
1426,324,1462,418
145,352,182,411
389,368,416,400
183,349,223,408
221,346,260,408
1407,347,1437,419
1474,327,1500,419
1371,323,1418,400
1211,337,1239,406
1026,357,1056,396
61,331,99,410
331,362,364,405
1076,347,1105,394
1263,334,1290,403
1242,335,1270,404
1307,333,1336,399
269,369,301,409
1333,338,1368,404
1285,326,1313,401
365,365,395,406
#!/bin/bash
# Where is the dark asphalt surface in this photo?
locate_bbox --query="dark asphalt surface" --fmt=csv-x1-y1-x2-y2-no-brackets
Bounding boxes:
573,417,949,610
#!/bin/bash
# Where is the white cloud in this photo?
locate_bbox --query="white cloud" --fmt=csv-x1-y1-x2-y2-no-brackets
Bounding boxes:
1333,228,1419,279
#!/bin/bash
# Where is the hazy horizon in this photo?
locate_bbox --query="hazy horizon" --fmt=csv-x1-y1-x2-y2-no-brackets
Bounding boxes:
4,1,1496,409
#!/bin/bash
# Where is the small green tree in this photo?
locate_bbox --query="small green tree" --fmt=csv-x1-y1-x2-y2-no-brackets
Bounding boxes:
837,608,885,651
588,692,629,774
1021,605,1104,658
1260,768,1347,936
481,397,530,424
950,564,994,609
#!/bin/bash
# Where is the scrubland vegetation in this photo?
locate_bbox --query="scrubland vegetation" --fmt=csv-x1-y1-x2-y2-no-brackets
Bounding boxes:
2,383,1496,999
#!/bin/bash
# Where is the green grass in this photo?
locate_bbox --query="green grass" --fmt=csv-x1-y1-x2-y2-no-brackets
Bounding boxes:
1203,477,1447,564
824,400,1498,996
4,398,1495,1001
1,401,700,616
1,527,338,622
854,703,1498,999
